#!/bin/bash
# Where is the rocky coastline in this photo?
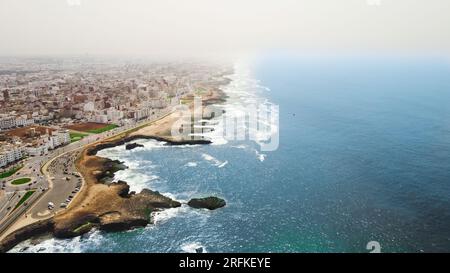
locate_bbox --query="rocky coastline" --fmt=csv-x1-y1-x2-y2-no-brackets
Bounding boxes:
0,85,228,253
87,135,212,156
0,182,182,252
0,136,220,253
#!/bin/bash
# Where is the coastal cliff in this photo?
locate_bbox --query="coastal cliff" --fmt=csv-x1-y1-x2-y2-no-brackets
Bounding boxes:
53,181,181,238
0,182,181,252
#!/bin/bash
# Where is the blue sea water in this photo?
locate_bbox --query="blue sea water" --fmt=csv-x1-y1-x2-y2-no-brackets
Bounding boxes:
12,54,450,253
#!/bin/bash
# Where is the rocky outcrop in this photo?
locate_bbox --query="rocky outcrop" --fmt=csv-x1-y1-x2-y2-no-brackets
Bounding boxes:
93,159,127,183
87,135,212,156
53,212,99,238
188,197,226,210
0,181,182,253
0,219,54,253
52,181,181,240
125,143,144,150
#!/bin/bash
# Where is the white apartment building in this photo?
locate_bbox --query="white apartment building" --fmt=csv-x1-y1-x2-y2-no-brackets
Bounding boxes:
0,117,15,130
0,144,25,168
106,108,124,123
48,129,70,150
25,130,70,157
26,142,49,157
0,116,34,130
15,117,34,127
57,129,71,145
133,108,153,121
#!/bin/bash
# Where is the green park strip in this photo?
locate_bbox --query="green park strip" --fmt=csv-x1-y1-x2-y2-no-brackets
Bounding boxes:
70,132,89,143
13,190,35,211
87,124,118,134
11,177,32,185
0,165,23,179
73,222,93,233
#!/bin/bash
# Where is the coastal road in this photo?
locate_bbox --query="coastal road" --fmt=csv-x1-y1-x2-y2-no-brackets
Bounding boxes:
27,150,83,220
0,155,49,228
0,107,175,241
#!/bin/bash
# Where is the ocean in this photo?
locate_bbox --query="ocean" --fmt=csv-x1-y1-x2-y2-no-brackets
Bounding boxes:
11,54,450,253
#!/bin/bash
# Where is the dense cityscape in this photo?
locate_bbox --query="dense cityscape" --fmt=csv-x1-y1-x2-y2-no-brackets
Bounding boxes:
0,57,230,167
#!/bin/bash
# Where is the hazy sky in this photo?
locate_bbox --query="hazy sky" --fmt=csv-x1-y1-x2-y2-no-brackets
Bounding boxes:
1,0,450,58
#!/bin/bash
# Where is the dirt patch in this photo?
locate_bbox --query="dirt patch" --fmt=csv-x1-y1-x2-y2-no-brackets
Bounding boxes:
3,126,55,138
65,122,110,132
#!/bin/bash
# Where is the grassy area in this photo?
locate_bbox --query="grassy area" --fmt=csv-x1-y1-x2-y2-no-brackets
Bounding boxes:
11,177,32,185
0,165,23,179
87,124,118,134
70,132,89,143
180,98,192,105
13,190,35,210
73,222,93,233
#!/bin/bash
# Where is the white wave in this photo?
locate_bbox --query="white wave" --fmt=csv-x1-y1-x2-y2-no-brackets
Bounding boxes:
181,242,208,253
113,169,159,193
218,160,228,168
210,137,228,146
185,162,198,167
209,64,275,149
232,145,247,149
152,206,187,225
9,230,104,253
201,153,227,168
143,139,166,146
152,201,210,225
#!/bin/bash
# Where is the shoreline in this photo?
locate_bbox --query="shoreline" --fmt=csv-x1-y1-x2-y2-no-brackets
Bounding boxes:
0,83,229,253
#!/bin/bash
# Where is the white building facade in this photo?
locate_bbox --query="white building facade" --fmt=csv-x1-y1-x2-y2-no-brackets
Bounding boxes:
0,145,25,168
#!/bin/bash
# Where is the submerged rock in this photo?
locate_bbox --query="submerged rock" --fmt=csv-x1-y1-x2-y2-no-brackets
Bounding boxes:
187,197,226,210
125,143,144,150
